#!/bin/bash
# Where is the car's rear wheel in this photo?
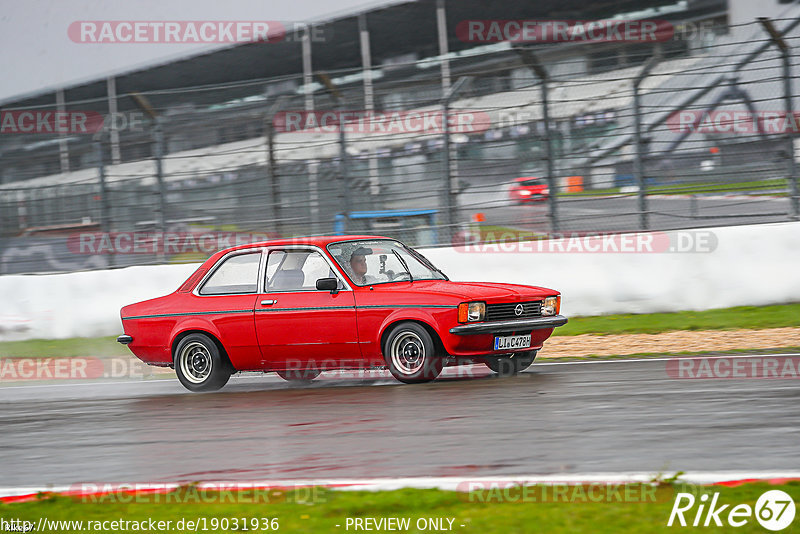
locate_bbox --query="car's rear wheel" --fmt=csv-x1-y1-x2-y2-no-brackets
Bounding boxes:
276,369,321,381
485,351,537,377
174,333,231,392
383,322,444,384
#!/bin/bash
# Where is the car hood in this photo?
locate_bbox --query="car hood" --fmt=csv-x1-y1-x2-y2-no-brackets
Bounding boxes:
374,280,557,303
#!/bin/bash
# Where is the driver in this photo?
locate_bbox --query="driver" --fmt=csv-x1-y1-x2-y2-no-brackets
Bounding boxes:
348,248,377,285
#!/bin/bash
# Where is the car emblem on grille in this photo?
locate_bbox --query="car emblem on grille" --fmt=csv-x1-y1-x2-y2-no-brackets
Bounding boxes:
514,304,524,316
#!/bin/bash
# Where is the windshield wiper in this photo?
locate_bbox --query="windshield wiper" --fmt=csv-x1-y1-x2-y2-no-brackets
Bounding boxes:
392,249,413,282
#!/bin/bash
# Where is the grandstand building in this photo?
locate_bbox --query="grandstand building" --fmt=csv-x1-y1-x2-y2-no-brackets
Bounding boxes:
1,0,799,273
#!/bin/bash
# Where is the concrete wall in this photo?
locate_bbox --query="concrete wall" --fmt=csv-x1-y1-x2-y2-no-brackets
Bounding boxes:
1,222,798,341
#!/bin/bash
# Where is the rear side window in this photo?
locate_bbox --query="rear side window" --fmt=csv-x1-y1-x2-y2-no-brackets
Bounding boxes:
199,252,261,295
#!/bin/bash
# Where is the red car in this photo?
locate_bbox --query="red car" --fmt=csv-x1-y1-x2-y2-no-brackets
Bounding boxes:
117,236,566,391
510,176,549,203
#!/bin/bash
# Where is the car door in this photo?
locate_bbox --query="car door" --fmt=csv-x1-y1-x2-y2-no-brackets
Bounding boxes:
254,247,359,371
191,249,262,370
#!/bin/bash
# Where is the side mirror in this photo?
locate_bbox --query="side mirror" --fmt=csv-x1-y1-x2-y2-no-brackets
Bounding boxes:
315,277,339,292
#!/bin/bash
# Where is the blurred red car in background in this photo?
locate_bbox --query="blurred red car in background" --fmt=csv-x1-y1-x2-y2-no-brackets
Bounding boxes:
509,176,549,204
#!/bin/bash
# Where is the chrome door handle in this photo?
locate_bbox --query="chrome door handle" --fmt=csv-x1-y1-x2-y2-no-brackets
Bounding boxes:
260,300,276,306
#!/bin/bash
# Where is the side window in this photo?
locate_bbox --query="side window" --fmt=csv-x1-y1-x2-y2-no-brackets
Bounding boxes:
199,252,261,295
266,250,336,291
302,253,336,285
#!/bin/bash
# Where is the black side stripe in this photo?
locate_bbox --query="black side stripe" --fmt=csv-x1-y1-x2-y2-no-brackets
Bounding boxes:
122,310,252,320
256,306,355,312
358,304,457,309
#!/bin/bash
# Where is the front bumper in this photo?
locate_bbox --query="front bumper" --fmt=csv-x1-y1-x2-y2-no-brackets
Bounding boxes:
449,315,568,335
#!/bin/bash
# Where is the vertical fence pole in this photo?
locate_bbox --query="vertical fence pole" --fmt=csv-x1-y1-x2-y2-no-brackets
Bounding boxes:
539,77,558,234
153,117,167,261
338,103,351,234
56,89,70,173
265,118,280,235
316,74,349,234
359,14,380,200
441,77,469,238
265,96,287,237
782,49,799,220
632,81,648,231
94,138,114,267
441,99,453,233
515,50,558,233
758,18,799,220
633,54,660,231
302,27,314,112
308,161,320,235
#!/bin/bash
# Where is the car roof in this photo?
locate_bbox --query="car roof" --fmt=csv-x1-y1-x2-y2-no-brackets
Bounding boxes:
218,234,395,255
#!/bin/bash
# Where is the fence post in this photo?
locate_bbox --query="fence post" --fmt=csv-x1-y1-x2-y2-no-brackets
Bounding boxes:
317,73,351,234
441,76,469,239
759,18,799,220
153,116,167,261
265,95,287,237
633,54,661,231
516,50,558,233
539,73,558,234
338,102,351,234
94,138,114,267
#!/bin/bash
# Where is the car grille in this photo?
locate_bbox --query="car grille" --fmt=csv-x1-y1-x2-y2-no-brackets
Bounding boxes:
485,301,542,322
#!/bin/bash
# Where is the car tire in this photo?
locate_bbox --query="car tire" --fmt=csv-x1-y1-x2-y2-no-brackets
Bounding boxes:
276,369,321,381
485,351,537,377
383,322,444,384
174,333,232,392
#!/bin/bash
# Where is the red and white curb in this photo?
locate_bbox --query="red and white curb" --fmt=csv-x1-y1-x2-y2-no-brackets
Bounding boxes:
2,472,799,504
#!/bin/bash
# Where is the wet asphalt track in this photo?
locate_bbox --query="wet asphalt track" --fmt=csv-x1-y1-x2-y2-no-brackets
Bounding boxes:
1,356,799,486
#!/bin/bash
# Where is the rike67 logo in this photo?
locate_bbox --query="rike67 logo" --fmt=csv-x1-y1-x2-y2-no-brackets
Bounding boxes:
668,490,795,530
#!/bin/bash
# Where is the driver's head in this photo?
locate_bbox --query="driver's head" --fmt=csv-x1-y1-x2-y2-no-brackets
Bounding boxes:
349,248,370,277
349,253,367,277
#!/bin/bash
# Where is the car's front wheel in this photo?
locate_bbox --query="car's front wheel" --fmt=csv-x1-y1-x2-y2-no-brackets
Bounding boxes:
383,322,444,384
485,351,537,377
174,333,232,392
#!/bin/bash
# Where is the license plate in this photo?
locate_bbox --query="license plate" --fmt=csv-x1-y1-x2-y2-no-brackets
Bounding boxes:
494,334,531,350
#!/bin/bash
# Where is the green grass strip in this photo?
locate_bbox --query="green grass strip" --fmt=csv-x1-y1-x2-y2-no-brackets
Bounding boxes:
556,303,800,336
2,482,798,533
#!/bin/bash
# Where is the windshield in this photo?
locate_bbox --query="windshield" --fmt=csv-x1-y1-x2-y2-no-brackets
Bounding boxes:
327,239,447,286
520,178,543,186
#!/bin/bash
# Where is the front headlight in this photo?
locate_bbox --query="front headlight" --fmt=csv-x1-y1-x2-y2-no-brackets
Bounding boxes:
541,296,560,316
458,301,486,323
